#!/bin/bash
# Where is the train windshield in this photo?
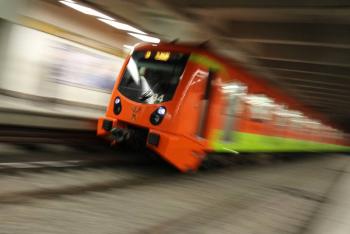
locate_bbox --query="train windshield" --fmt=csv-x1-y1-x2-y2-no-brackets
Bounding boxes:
118,50,189,104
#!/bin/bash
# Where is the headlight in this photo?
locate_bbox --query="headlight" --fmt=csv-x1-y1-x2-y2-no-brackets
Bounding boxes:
113,96,122,115
150,106,166,125
157,106,166,115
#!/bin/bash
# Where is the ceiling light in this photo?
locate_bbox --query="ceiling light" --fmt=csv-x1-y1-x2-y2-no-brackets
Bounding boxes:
98,18,146,34
128,33,160,43
59,0,114,20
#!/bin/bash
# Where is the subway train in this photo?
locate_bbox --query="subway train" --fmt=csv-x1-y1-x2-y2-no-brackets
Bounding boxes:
97,42,350,172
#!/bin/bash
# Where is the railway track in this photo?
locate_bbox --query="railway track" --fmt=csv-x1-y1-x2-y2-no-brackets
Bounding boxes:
0,143,172,205
0,166,173,205
0,150,311,206
0,125,104,145
0,146,348,233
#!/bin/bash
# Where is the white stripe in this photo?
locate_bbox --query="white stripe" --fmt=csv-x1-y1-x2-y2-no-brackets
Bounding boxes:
223,147,239,154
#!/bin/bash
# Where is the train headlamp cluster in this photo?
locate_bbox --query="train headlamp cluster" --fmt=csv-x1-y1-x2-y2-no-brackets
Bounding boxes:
113,96,122,115
150,106,166,125
157,106,166,115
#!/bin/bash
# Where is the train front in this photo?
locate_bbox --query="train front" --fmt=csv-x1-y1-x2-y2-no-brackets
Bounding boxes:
97,44,207,172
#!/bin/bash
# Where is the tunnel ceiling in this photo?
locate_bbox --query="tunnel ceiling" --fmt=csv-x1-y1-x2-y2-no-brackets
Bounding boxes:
84,0,350,132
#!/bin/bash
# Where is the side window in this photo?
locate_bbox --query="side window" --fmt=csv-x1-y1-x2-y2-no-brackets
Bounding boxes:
275,115,288,128
245,95,274,123
273,108,303,130
291,119,302,131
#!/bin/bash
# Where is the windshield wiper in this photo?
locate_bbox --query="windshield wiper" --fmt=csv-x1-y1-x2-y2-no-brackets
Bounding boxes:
138,90,153,101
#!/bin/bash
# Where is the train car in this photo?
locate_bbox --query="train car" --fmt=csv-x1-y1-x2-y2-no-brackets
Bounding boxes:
97,42,350,172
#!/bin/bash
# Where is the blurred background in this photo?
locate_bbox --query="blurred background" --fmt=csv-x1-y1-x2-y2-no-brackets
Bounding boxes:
1,0,350,131
0,0,129,124
0,0,350,233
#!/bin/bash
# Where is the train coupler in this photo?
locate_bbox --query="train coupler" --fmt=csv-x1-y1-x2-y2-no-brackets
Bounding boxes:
111,128,131,143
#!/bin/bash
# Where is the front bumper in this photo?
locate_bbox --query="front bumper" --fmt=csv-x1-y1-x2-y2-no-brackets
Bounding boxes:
97,117,206,172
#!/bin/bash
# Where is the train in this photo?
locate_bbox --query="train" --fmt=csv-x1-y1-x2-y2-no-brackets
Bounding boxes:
97,42,350,172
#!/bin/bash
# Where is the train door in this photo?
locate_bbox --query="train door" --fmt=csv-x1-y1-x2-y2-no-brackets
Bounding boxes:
196,69,216,138
220,82,247,142
195,71,246,143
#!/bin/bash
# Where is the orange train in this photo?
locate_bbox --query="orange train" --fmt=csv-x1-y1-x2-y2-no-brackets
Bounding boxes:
97,42,350,172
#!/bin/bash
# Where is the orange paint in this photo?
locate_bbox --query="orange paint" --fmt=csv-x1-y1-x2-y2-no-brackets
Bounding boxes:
97,42,349,171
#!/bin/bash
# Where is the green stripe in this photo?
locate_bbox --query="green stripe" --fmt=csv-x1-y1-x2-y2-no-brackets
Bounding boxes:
211,130,350,153
189,53,223,70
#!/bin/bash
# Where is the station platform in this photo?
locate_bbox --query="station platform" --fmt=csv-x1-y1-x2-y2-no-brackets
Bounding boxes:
0,94,105,130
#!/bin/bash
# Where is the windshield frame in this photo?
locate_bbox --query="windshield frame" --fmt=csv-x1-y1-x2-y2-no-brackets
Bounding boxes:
117,50,190,104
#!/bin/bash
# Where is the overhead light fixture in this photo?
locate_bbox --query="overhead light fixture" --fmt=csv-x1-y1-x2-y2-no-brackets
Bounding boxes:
128,33,160,43
98,18,146,35
59,0,114,20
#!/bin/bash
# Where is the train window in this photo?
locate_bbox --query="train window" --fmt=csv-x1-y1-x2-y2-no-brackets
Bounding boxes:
274,109,302,128
246,95,274,122
290,119,302,131
118,50,189,104
275,115,288,128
